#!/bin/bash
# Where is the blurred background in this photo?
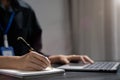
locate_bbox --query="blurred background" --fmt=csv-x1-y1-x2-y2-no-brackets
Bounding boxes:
24,0,120,61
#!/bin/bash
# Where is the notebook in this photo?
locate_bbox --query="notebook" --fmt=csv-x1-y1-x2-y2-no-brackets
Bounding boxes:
0,67,65,78
57,61,120,72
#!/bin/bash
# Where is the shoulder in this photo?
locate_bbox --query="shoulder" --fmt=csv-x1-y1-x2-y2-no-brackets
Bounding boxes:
17,0,31,9
15,0,34,13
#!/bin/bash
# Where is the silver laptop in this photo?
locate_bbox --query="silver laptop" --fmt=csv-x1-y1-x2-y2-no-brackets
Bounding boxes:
57,61,120,72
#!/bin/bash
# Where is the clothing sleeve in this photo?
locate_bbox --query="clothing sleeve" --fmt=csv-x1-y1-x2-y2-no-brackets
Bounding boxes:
26,9,48,56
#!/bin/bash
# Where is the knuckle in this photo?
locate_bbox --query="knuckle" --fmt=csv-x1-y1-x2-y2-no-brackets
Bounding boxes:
72,55,76,57
82,55,87,57
79,55,83,58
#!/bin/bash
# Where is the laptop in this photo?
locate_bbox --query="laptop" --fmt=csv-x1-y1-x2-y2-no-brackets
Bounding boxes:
57,61,120,72
0,67,65,78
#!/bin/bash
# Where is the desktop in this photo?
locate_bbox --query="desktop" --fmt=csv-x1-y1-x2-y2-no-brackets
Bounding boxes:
0,62,120,80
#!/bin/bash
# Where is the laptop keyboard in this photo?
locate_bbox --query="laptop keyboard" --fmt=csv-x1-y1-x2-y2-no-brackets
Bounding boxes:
83,62,120,71
58,62,120,72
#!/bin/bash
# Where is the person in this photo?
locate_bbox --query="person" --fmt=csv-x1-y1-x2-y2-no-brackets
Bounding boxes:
0,0,94,71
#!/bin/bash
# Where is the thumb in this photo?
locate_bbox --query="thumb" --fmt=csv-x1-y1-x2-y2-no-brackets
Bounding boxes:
61,58,70,64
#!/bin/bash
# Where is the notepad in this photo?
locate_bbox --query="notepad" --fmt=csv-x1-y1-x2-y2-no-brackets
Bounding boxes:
0,68,65,78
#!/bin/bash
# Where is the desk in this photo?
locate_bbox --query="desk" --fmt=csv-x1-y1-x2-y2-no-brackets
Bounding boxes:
0,69,120,80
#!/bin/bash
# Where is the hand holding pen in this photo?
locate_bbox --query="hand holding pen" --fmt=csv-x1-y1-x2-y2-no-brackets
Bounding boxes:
17,37,51,71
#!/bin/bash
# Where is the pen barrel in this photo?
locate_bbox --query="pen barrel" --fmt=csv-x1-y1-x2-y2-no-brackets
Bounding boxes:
17,37,34,51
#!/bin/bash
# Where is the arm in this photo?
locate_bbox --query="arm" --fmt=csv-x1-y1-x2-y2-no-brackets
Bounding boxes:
0,51,51,71
0,56,20,69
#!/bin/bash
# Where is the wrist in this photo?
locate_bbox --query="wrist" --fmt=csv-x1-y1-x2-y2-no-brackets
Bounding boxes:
0,56,21,69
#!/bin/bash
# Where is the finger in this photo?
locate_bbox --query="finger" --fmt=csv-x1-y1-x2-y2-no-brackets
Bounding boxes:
67,55,79,61
63,58,70,64
60,57,70,64
31,55,49,67
83,56,94,64
30,51,51,66
26,62,46,71
67,55,82,61
79,56,87,64
30,58,48,69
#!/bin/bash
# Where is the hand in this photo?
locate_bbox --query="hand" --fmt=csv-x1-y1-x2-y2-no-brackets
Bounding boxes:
17,51,51,71
49,55,94,64
0,51,51,71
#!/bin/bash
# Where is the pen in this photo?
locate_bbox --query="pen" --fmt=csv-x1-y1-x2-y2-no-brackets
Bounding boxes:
17,37,52,69
17,37,34,51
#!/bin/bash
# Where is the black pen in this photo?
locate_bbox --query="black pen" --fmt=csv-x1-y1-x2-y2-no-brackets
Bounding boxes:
17,37,52,70
17,37,34,51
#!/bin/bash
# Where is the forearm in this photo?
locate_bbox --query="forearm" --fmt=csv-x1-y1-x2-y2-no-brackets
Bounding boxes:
0,56,21,69
0,51,51,71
